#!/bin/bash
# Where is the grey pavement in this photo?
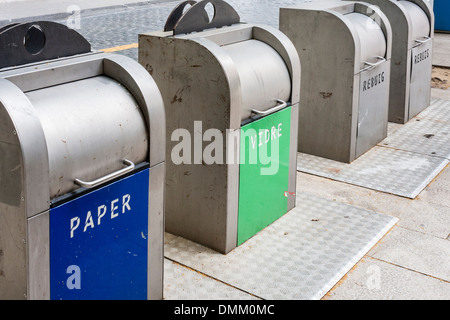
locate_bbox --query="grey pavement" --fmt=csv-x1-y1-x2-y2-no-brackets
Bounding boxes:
0,0,449,300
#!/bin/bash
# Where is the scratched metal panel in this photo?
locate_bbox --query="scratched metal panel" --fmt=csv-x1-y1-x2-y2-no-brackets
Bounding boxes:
297,147,449,199
164,193,398,300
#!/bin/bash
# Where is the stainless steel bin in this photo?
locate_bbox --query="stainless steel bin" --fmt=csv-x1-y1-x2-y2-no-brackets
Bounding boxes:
347,0,435,123
280,0,392,163
0,21,165,300
139,0,301,253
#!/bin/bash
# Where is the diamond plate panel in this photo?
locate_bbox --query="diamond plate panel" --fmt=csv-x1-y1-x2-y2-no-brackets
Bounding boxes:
164,193,398,300
297,99,450,198
380,119,450,158
297,147,449,199
379,99,450,159
164,259,259,300
415,99,450,123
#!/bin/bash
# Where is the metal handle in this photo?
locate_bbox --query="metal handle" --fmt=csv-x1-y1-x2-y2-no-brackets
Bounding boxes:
74,159,135,189
251,99,288,116
414,36,432,46
360,56,386,72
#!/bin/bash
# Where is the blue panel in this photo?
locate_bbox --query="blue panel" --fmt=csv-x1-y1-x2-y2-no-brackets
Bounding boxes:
50,168,149,300
434,0,450,31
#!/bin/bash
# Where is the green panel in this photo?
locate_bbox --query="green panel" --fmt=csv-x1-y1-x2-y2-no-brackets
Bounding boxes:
238,107,291,246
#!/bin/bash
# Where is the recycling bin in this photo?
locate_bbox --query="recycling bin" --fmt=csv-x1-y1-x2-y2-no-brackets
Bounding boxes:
434,0,449,31
347,0,434,123
0,21,165,300
139,0,300,254
280,0,392,163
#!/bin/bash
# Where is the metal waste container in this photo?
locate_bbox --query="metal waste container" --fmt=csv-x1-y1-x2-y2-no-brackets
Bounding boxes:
347,0,434,123
0,21,165,300
280,0,392,163
139,0,300,254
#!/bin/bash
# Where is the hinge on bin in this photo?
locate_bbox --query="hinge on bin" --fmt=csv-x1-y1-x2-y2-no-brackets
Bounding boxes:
164,0,241,35
0,21,91,69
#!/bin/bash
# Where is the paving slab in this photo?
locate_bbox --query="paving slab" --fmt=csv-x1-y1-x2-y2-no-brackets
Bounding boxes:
324,257,450,300
368,227,450,282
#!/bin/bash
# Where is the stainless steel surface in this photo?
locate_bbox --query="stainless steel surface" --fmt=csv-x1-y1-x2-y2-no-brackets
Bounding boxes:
348,0,434,123
279,0,392,163
0,77,49,299
27,211,49,300
409,38,432,118
74,159,136,189
0,50,166,300
0,78,49,219
139,23,300,253
346,12,387,69
361,56,387,72
103,54,166,167
356,61,390,158
397,0,431,47
148,162,165,300
415,36,432,45
251,99,287,116
221,39,291,121
26,75,148,199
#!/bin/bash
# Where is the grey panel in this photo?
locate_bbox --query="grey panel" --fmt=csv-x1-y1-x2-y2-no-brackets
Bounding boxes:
356,61,390,158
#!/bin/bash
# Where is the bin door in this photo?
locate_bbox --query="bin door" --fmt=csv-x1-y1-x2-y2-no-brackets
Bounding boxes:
49,168,149,300
356,62,390,159
237,107,291,246
409,39,432,119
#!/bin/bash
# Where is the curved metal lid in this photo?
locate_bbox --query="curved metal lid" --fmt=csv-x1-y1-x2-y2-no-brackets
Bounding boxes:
397,0,431,42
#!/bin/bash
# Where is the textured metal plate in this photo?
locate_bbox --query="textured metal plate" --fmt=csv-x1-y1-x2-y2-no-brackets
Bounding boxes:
164,259,260,300
297,148,448,199
164,192,398,300
297,99,450,199
380,99,450,159
416,99,450,123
